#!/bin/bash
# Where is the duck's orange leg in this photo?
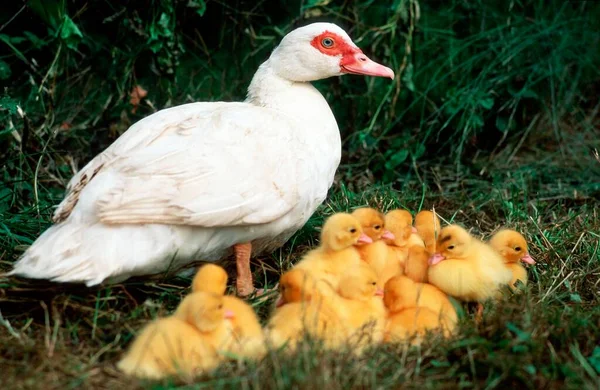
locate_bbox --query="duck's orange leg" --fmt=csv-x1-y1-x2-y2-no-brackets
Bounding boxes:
234,242,254,297
475,302,484,323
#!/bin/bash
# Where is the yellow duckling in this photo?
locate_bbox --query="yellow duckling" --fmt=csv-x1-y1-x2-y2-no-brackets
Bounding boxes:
384,275,457,334
266,263,385,352
189,264,265,359
293,212,371,291
414,210,441,254
489,229,536,291
427,225,513,318
118,293,232,379
351,207,395,287
383,210,428,283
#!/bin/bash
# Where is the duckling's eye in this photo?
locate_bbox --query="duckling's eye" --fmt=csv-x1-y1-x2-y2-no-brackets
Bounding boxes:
349,228,357,233
321,37,334,48
371,282,377,286
374,225,381,230
218,304,223,309
514,246,522,252
447,245,455,250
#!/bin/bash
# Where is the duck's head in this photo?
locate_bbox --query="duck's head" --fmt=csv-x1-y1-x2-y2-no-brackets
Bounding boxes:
489,229,536,265
277,269,315,306
415,210,441,233
268,23,394,82
383,275,417,313
384,209,414,245
352,207,395,243
321,213,372,251
429,225,472,265
338,263,383,302
192,264,228,295
179,292,234,333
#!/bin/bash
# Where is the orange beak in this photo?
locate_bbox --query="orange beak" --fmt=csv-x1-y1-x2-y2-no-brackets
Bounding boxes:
381,230,395,240
428,253,445,266
341,52,395,79
357,233,373,244
224,309,235,320
521,254,536,265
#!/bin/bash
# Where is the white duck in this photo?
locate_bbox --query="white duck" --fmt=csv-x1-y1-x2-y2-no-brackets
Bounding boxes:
10,23,393,296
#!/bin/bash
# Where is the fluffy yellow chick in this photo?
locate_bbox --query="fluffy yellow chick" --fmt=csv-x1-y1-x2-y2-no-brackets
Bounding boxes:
265,269,344,352
489,229,536,290
414,210,441,254
190,264,265,359
384,275,457,333
383,210,428,283
351,207,395,286
118,293,231,379
427,225,513,317
293,213,372,291
266,264,385,352
335,262,386,348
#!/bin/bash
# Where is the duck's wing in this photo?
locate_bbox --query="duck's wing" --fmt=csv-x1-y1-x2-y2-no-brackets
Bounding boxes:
56,102,304,227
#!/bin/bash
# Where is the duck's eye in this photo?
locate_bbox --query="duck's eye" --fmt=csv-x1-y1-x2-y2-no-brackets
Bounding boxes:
349,228,357,233
218,304,223,309
371,282,377,286
514,246,522,252
447,245,455,250
321,37,334,48
374,225,381,230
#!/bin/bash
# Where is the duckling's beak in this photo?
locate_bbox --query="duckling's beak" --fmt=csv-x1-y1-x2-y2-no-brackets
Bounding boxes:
428,253,446,266
224,309,235,319
357,233,373,244
340,52,395,79
411,226,418,233
381,230,395,240
374,288,384,297
275,296,285,308
521,254,536,265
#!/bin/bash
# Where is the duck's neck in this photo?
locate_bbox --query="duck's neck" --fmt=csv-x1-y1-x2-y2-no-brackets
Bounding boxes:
245,59,331,119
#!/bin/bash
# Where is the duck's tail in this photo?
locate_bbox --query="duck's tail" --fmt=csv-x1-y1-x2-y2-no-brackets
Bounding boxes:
9,222,109,286
8,220,171,286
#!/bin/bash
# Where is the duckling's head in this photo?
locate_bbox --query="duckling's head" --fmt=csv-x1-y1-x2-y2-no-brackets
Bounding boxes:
278,269,316,305
352,207,395,242
338,263,383,301
429,225,472,265
383,275,417,313
192,264,228,295
321,213,373,251
415,210,441,234
384,209,414,245
179,292,234,332
489,229,536,265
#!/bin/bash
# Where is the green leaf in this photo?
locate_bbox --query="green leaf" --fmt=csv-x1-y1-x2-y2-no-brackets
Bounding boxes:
402,62,415,92
506,321,531,343
587,346,600,374
412,143,426,159
28,0,65,29
187,0,207,17
0,60,11,80
23,31,46,49
570,293,582,303
384,150,409,170
0,96,19,114
60,15,83,49
479,96,494,110
495,116,509,132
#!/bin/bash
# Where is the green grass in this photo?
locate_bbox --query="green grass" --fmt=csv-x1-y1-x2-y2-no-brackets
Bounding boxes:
1,0,600,388
2,154,599,389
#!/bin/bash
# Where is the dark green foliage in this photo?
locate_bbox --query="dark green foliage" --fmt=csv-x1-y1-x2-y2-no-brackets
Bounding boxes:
1,0,599,389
